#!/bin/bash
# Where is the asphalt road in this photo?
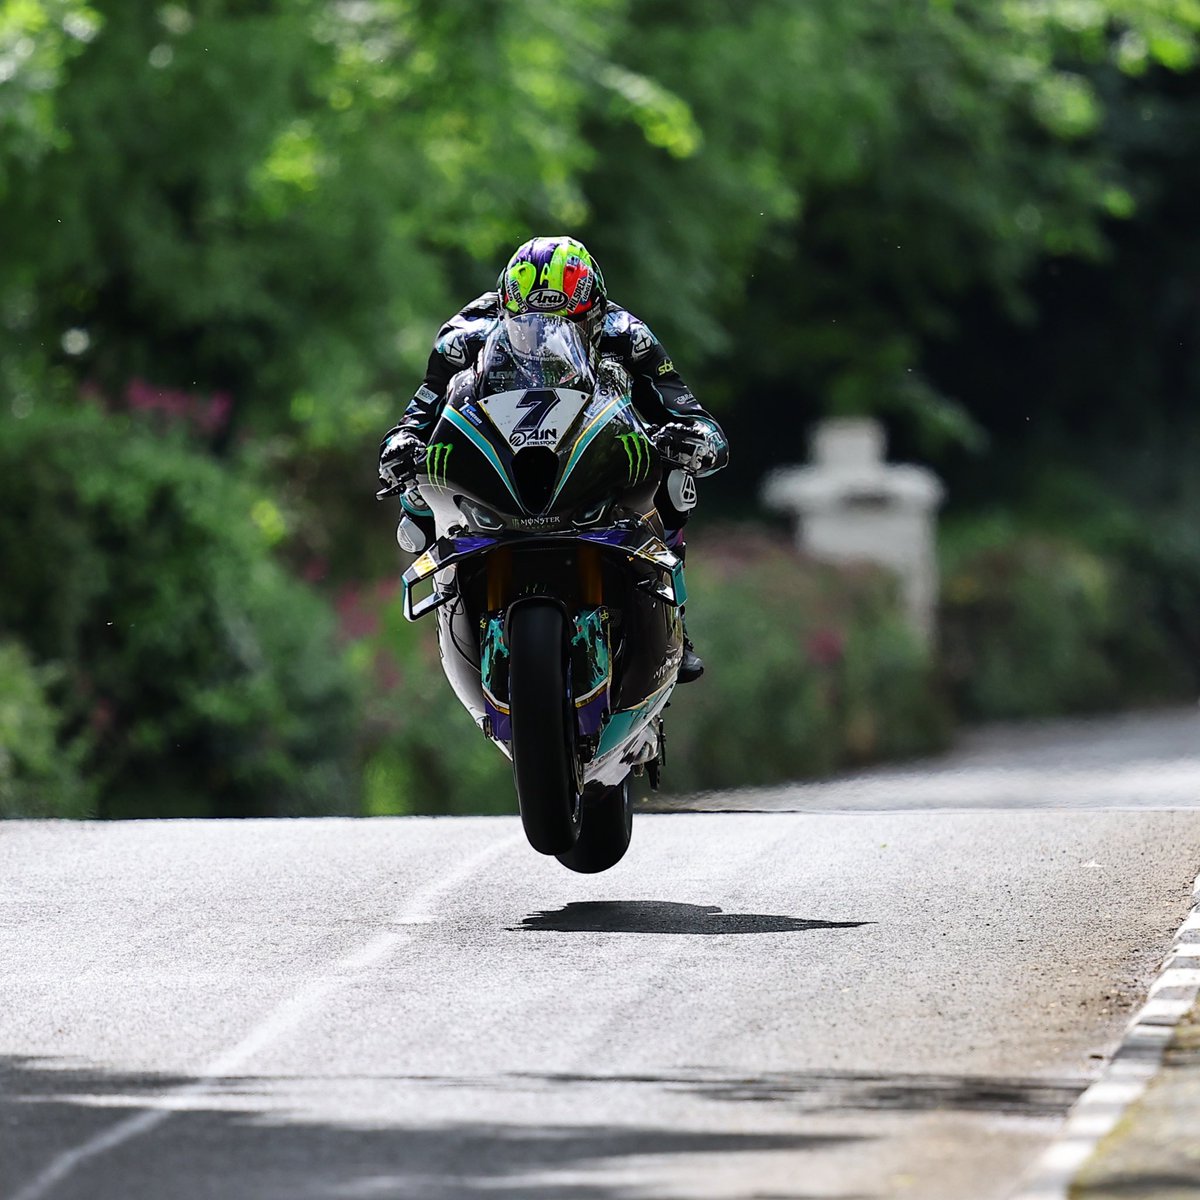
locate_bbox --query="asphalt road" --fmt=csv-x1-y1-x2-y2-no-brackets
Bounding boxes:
3,709,1200,1200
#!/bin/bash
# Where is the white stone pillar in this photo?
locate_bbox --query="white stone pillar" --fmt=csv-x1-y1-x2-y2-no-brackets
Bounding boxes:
761,418,945,644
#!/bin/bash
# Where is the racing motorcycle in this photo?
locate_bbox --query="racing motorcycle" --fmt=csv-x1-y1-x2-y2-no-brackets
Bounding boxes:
379,314,696,873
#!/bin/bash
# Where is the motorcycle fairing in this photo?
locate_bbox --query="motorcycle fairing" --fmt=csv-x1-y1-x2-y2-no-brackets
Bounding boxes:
478,388,592,453
595,679,673,759
479,604,614,748
438,405,524,511
570,607,612,737
401,529,685,623
548,393,633,507
418,340,651,530
400,535,500,620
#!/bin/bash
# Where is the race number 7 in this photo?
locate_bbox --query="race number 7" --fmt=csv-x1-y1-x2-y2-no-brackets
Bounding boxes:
513,389,559,435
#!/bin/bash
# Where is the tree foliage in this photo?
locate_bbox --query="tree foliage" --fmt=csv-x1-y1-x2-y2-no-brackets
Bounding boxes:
3,0,1197,450
579,0,1200,449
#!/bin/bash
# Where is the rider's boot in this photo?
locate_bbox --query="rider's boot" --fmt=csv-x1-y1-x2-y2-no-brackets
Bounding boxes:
678,607,705,684
666,531,705,684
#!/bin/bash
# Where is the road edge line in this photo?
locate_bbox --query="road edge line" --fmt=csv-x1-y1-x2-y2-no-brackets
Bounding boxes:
1010,870,1200,1200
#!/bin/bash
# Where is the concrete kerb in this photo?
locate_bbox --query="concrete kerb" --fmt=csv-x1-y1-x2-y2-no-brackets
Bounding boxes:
1011,873,1200,1200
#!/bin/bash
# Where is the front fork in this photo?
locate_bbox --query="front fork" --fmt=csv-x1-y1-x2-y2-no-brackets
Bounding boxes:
479,545,613,760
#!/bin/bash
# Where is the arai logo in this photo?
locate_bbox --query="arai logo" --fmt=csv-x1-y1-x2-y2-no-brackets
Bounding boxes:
526,287,568,310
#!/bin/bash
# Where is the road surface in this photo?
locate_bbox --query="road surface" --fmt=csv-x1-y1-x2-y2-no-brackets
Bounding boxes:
2,708,1199,1199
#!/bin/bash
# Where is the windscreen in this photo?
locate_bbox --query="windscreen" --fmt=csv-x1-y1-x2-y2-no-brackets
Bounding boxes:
477,314,596,395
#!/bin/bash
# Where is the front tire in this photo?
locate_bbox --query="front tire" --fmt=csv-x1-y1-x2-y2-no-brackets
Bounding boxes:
556,778,634,874
508,601,582,855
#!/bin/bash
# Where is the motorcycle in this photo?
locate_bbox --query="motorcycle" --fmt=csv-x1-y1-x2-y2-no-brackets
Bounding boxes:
380,314,695,873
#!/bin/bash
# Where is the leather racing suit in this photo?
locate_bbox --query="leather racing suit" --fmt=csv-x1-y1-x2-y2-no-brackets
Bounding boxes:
380,291,729,535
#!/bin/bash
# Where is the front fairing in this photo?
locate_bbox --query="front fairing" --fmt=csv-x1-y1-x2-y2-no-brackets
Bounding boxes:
414,321,662,535
400,521,686,622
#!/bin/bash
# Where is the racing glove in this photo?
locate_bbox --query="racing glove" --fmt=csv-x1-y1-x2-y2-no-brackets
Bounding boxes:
378,429,425,492
651,421,725,476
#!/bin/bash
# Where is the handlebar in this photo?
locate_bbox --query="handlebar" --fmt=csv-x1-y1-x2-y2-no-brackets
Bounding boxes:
376,473,420,501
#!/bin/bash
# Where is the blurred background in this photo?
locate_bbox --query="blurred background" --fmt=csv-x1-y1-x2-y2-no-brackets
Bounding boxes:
2,0,1198,820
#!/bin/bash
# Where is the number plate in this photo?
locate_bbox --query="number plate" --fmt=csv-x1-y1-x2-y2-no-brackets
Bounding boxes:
478,389,590,452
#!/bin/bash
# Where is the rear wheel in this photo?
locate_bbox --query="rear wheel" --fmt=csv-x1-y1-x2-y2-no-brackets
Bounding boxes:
556,778,634,874
508,601,582,855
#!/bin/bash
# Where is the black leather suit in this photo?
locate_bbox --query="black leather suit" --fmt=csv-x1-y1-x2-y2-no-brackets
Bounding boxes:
384,292,728,529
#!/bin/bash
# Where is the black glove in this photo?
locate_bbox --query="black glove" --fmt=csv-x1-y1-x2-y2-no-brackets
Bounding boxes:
378,429,424,492
651,421,718,474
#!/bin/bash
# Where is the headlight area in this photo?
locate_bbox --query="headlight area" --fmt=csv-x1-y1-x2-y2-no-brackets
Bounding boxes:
573,500,609,527
457,498,506,532
457,497,609,534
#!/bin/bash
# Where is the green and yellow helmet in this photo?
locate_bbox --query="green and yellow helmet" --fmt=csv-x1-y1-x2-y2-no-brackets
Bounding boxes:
497,236,606,321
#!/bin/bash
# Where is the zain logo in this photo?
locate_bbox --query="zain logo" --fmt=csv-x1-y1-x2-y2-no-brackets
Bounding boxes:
618,432,652,485
425,442,454,487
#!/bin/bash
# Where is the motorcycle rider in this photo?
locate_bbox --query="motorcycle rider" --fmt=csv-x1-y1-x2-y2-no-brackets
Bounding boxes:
378,235,728,682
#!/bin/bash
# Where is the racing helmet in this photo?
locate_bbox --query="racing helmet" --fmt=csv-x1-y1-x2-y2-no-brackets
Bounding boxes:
497,236,607,345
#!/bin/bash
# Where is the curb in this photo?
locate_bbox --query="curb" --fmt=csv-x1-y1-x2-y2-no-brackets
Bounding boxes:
1011,873,1200,1200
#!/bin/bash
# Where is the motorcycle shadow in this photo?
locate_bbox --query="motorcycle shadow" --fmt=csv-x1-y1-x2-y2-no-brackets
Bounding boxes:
512,901,872,936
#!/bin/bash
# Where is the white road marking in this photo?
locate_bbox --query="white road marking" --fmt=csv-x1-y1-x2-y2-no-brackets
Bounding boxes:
10,834,520,1200
1149,967,1200,993
1169,943,1200,959
1138,997,1194,1021
1010,868,1200,1200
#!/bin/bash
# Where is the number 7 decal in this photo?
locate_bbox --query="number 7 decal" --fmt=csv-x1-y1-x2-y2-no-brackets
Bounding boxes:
513,389,559,435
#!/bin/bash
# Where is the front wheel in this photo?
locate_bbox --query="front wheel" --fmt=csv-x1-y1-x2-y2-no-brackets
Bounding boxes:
508,601,582,855
556,778,634,874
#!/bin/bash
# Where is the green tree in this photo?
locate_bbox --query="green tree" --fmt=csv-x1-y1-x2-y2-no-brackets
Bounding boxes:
578,0,1200,450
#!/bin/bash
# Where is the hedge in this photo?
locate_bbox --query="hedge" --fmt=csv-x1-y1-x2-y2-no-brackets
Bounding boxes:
0,639,92,818
940,516,1193,720
0,401,359,817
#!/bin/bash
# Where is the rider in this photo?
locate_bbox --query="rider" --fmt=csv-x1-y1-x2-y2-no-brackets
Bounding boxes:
378,235,728,682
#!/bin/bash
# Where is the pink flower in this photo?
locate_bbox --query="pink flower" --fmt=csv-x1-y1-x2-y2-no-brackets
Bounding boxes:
203,392,234,434
336,587,379,639
807,628,845,667
374,650,402,692
123,379,235,437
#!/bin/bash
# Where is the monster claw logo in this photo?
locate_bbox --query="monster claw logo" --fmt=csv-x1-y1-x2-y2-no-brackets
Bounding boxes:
425,442,454,488
617,432,652,485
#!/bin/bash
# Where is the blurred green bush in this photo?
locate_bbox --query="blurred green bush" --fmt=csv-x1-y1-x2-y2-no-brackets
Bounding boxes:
665,529,951,792
940,515,1192,719
0,402,359,817
1115,514,1200,696
0,639,92,818
344,580,513,818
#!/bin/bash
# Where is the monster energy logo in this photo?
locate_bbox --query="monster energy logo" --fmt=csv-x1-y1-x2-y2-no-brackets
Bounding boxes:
618,432,652,485
425,442,454,487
